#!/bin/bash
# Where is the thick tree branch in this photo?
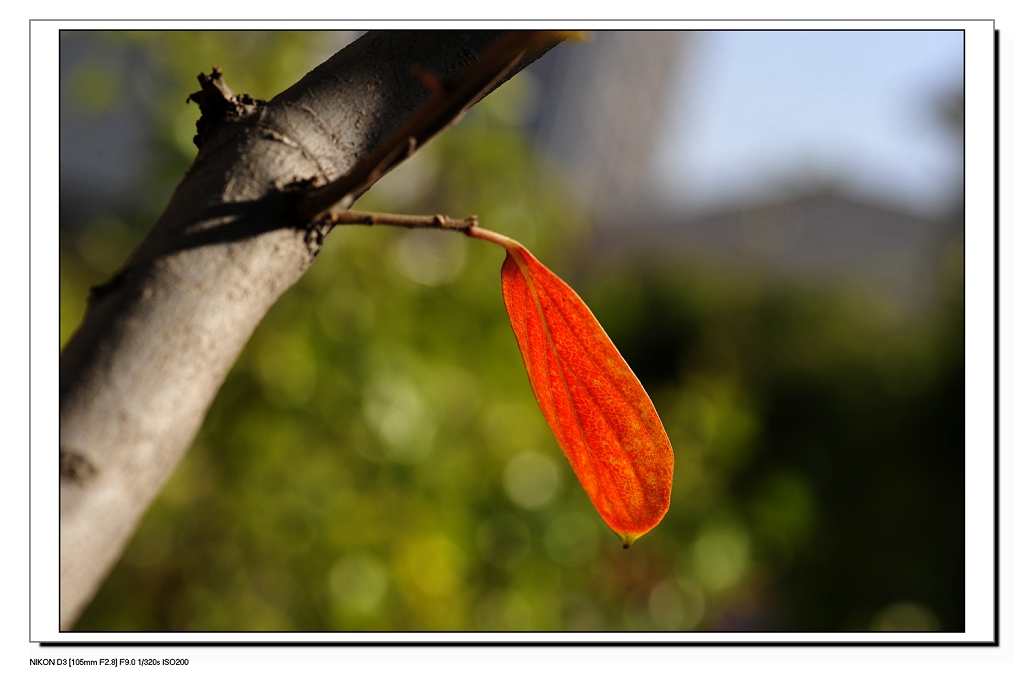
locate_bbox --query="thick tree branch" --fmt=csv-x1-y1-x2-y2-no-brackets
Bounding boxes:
296,30,563,220
58,30,563,629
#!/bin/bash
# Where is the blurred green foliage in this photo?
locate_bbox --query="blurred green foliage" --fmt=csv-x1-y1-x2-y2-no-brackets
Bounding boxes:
62,32,965,632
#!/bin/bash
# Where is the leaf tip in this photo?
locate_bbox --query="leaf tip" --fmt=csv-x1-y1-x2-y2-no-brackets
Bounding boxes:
619,533,640,549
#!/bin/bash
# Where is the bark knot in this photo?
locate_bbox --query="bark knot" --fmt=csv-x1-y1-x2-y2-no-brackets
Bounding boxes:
60,448,98,484
186,66,265,149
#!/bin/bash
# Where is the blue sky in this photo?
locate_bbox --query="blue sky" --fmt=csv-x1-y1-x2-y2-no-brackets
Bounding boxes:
655,31,964,217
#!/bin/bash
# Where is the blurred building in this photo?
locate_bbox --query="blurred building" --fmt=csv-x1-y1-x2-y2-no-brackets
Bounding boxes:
59,32,150,228
586,188,955,307
527,31,690,216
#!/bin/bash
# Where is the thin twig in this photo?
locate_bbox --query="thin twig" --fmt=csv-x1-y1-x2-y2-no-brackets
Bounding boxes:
327,209,479,232
325,209,516,249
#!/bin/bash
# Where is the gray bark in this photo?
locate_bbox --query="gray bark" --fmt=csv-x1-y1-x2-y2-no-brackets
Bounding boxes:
59,30,555,629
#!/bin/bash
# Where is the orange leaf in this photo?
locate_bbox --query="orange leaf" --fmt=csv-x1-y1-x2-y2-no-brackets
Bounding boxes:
499,240,674,547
